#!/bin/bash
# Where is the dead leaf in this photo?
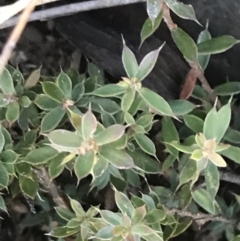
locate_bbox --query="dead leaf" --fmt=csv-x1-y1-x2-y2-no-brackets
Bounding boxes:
180,67,198,99
24,67,41,89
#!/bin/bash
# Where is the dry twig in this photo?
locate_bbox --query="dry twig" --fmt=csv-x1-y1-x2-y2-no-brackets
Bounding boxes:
0,0,146,29
162,2,221,107
0,0,60,25
169,208,237,226
0,0,39,75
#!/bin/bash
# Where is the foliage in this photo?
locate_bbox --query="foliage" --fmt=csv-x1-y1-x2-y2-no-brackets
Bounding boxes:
1,0,240,241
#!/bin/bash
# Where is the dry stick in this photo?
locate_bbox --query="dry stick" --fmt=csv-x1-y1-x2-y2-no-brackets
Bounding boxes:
33,167,68,208
0,0,146,30
0,0,39,75
0,0,60,26
169,208,236,226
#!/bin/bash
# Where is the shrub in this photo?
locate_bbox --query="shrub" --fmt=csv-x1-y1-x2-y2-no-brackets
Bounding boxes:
1,0,240,241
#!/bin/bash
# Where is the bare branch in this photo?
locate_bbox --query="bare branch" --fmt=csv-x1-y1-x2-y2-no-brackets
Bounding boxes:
0,0,39,75
0,0,146,30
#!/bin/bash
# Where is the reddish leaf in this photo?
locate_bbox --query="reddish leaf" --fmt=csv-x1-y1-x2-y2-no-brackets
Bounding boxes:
180,68,198,100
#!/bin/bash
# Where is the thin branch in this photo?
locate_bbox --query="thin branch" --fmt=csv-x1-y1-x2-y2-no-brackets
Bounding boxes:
169,208,237,226
219,170,240,186
0,0,60,26
0,0,39,75
33,167,68,208
0,0,146,30
162,3,221,107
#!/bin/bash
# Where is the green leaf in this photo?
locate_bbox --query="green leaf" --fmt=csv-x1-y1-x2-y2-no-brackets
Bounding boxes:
146,0,162,20
90,98,121,115
0,163,9,188
0,67,15,95
92,155,108,179
19,175,38,199
56,71,72,99
171,219,192,238
197,35,240,55
169,100,196,116
179,159,197,187
183,115,204,133
136,44,165,81
136,114,153,129
131,205,147,225
197,22,211,70
165,0,200,24
204,161,219,200
168,141,196,154
93,226,114,240
115,189,134,217
6,102,20,123
134,133,156,156
224,128,240,144
139,87,175,117
34,94,59,110
81,107,97,139
74,151,96,180
41,106,66,133
122,36,138,78
140,232,163,241
162,117,179,156
124,112,135,125
25,146,59,165
99,146,135,169
171,27,198,63
192,188,215,214
100,210,122,226
72,82,85,102
215,101,231,142
132,224,155,236
15,162,32,178
0,150,18,164
47,129,83,153
142,194,155,210
92,84,125,97
214,82,240,96
203,105,218,140
42,81,65,103
128,148,161,173
49,153,66,179
19,95,31,108
219,145,240,164
121,87,136,112
203,101,231,142
140,11,163,48
144,209,166,224
95,124,125,146
52,226,78,238
69,198,85,216
0,93,8,107
111,134,128,150
56,207,75,223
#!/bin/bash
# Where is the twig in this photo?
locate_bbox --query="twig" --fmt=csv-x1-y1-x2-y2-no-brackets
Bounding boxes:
0,0,60,25
219,170,240,186
169,208,237,226
33,167,68,207
0,0,146,29
162,3,221,107
0,0,39,75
